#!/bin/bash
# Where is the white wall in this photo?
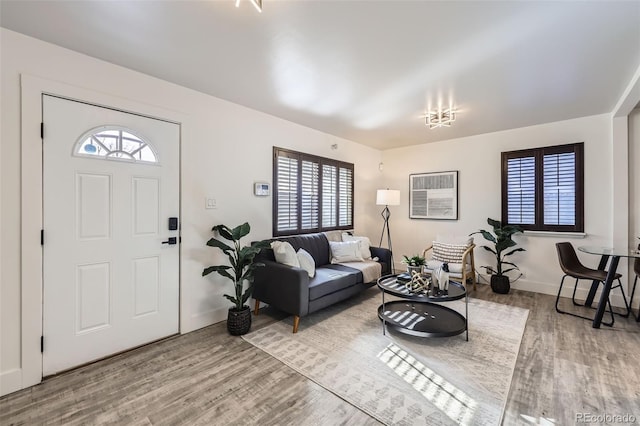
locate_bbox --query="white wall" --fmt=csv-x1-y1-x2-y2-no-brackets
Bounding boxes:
381,114,616,297
630,107,640,311
0,29,382,395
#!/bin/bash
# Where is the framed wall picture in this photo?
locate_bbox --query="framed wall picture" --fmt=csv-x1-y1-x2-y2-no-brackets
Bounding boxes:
409,171,458,220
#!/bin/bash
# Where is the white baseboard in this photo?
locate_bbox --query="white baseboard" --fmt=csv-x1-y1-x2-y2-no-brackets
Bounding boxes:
187,307,228,332
0,368,22,397
478,274,631,309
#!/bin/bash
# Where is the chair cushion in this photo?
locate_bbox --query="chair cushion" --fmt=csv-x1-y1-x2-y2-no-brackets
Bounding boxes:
425,260,471,275
432,241,470,264
308,265,360,300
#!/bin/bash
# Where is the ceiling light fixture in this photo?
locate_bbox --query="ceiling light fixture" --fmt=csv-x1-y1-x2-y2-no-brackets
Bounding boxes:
235,0,262,13
425,109,456,129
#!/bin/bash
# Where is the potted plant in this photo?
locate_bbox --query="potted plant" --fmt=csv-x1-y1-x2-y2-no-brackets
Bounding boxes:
402,254,426,277
202,222,269,335
470,218,525,294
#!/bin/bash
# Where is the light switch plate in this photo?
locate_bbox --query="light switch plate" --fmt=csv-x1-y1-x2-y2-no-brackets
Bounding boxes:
205,198,217,209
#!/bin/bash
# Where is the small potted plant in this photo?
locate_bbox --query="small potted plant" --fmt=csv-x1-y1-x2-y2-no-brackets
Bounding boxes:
402,254,426,277
470,218,525,294
202,222,269,335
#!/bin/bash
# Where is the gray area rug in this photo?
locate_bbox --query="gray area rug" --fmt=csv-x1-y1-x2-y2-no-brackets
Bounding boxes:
243,289,529,425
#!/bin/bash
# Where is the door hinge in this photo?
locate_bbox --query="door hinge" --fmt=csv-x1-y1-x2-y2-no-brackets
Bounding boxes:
41,229,44,245
41,336,44,353
41,122,44,139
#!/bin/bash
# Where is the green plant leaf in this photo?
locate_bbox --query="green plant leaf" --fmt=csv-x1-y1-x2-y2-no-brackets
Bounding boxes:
487,218,502,229
502,267,519,274
206,238,233,254
482,245,497,255
202,265,235,282
232,222,251,241
212,224,234,241
223,294,240,308
504,247,526,257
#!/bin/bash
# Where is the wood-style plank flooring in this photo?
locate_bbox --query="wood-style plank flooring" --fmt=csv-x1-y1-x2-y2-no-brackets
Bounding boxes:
2,284,639,425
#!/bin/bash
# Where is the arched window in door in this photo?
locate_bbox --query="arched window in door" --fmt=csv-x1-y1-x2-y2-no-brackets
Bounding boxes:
74,126,158,164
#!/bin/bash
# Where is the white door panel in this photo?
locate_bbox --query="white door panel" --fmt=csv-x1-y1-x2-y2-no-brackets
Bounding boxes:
43,95,179,375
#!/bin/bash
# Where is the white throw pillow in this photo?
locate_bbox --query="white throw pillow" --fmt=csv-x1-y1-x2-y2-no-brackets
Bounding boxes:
296,248,316,278
329,241,364,263
271,241,300,268
342,233,373,260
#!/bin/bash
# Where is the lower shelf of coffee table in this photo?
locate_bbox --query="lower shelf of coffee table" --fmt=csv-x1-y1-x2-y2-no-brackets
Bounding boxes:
378,300,466,338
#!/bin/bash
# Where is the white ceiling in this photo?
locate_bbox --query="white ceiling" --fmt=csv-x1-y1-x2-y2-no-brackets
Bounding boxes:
1,1,639,150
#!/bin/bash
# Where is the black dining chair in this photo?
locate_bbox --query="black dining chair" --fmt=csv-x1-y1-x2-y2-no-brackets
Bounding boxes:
628,244,640,322
555,242,630,326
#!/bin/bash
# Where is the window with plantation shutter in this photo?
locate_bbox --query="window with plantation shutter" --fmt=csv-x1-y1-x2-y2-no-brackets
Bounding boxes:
273,147,354,236
501,143,583,232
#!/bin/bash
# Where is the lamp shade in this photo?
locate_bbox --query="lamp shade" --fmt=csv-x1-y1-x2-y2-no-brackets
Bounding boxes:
376,189,400,206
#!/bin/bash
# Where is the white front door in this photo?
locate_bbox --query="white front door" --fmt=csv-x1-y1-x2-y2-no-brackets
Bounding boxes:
42,95,180,375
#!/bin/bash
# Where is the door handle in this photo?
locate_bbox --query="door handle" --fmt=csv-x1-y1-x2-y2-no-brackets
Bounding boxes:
162,237,177,245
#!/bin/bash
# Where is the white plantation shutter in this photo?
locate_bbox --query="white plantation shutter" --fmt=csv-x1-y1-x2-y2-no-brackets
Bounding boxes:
338,167,353,227
276,155,298,232
301,160,319,230
273,147,354,236
322,164,337,228
502,143,583,232
543,152,576,226
506,156,535,225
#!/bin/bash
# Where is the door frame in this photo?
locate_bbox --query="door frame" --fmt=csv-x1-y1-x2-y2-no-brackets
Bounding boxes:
20,74,186,391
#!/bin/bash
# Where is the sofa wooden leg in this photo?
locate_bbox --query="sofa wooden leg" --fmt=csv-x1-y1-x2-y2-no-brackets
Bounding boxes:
254,299,260,315
292,316,300,333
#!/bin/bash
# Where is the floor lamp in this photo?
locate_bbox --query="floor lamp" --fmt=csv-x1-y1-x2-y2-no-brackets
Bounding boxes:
376,189,400,273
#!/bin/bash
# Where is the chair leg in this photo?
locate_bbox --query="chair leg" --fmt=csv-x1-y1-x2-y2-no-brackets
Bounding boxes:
556,275,569,314
292,315,300,333
254,299,260,315
612,279,631,318
556,274,615,327
571,278,581,306
630,276,640,322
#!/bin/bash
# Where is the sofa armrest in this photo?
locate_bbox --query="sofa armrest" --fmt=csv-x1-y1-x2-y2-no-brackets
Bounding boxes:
370,246,392,275
253,260,310,317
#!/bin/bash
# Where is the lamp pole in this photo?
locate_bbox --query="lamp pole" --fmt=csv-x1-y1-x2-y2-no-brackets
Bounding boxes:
379,205,394,273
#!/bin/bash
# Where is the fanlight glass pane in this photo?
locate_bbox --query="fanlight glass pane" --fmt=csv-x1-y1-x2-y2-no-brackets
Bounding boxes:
75,127,158,164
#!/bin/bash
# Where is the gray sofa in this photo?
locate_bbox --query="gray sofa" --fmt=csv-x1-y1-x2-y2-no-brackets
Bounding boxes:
253,232,392,333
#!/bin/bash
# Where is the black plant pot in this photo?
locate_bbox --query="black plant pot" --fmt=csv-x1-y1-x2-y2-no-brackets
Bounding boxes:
227,306,252,336
490,275,511,294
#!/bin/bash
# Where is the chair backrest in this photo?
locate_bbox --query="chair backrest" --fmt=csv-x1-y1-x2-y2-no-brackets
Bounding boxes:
556,242,583,276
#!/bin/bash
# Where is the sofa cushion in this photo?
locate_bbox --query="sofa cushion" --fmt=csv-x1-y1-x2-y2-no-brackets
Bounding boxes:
297,248,316,278
330,241,363,263
280,233,330,266
342,233,373,259
337,260,381,283
308,265,361,300
271,241,300,268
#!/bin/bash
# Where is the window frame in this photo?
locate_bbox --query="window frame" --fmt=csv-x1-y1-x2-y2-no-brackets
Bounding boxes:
501,142,584,233
272,147,354,237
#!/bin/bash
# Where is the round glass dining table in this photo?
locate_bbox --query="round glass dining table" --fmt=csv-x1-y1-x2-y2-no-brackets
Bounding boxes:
578,245,640,327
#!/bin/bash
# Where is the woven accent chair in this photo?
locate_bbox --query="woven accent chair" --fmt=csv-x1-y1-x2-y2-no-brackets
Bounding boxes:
555,242,630,326
423,242,476,291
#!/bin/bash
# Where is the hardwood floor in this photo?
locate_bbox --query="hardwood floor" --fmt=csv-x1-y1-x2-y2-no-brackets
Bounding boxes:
2,284,639,425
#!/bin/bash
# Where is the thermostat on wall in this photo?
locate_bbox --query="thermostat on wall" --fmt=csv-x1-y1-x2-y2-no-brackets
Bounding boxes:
254,182,270,196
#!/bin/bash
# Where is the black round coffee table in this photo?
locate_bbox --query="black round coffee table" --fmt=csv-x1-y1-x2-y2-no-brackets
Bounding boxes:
377,274,468,340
